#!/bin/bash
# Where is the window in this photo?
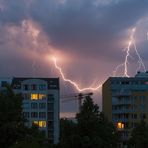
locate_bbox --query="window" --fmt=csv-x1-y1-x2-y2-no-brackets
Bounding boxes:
48,112,54,120
39,94,47,99
31,112,38,118
48,103,54,111
23,93,30,100
23,112,30,118
1,81,7,87
31,94,38,100
140,96,146,104
117,122,124,129
39,112,46,118
23,103,30,109
48,94,54,102
131,114,137,119
31,103,38,109
23,84,29,90
33,121,46,127
131,122,136,128
39,84,46,90
48,121,54,129
39,103,46,109
141,114,146,119
48,132,54,139
31,94,47,100
140,104,146,112
39,121,46,127
31,84,37,90
33,121,38,126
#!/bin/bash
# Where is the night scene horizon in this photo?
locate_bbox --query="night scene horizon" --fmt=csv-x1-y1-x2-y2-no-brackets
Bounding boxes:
1,0,148,117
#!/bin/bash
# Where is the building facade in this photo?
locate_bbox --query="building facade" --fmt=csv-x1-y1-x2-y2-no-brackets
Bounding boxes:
0,77,60,144
103,72,148,145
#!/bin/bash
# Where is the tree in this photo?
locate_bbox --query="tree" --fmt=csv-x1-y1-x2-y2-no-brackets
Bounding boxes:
76,96,119,148
76,96,100,139
128,120,148,148
0,86,24,148
59,96,119,148
0,86,47,148
59,118,81,148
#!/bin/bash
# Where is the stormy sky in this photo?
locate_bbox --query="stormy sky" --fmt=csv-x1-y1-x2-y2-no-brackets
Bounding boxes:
1,0,148,116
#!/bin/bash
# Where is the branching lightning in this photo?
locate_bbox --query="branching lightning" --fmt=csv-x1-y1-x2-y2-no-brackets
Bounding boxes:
113,27,146,77
52,57,102,92
52,27,146,92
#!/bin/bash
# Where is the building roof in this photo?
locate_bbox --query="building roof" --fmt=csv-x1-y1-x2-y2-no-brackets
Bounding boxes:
11,77,59,89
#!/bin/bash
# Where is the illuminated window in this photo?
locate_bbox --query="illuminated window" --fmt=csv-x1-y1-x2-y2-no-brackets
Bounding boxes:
117,122,124,129
31,94,47,100
33,121,46,128
39,121,46,127
33,121,38,126
31,94,38,100
39,94,47,99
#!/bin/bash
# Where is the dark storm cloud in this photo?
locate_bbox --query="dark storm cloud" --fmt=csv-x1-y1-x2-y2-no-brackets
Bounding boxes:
1,0,148,113
29,0,148,59
1,0,148,60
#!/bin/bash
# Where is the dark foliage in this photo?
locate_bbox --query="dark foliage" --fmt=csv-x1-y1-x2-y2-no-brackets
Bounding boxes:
128,120,148,148
59,96,119,148
0,86,47,148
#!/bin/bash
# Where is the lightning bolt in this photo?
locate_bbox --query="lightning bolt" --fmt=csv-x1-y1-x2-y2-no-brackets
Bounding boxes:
52,27,146,92
52,57,102,92
114,27,146,77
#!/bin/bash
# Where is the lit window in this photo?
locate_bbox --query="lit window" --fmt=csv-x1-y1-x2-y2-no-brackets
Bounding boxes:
117,122,124,129
33,121,38,126
39,94,47,99
31,94,47,100
39,121,46,127
33,121,46,128
31,94,38,100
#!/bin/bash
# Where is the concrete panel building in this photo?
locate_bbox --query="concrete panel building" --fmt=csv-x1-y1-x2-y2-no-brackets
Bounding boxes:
103,72,148,146
0,77,60,144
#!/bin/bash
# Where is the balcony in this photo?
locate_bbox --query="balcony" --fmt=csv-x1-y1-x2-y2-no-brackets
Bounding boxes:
112,118,129,122
112,109,133,114
112,100,134,105
113,92,131,97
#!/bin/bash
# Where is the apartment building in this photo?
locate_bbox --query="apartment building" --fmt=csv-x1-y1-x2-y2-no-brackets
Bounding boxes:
102,72,148,146
0,77,60,144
